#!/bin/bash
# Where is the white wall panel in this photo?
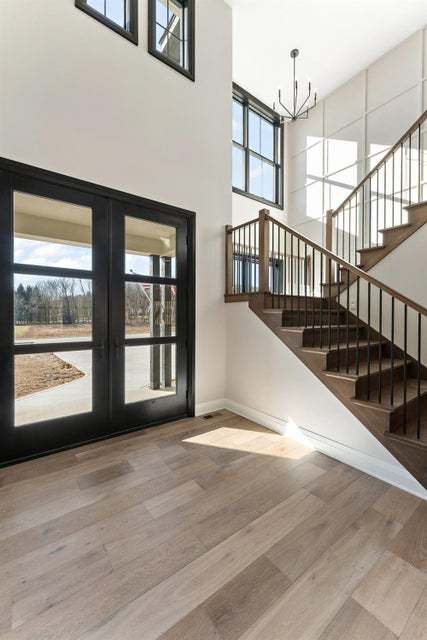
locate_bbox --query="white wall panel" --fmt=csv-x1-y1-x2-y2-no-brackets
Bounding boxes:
325,72,365,136
367,31,421,111
367,85,420,156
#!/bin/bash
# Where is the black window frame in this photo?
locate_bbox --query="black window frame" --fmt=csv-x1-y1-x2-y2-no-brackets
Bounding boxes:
75,0,139,45
148,0,195,82
232,83,284,210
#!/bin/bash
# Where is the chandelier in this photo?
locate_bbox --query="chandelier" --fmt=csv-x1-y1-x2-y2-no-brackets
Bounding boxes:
273,49,317,122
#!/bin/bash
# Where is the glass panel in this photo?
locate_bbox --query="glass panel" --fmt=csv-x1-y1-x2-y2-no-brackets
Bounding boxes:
248,110,261,154
125,216,176,277
126,283,176,338
15,350,92,426
156,0,168,27
167,33,182,66
14,275,92,344
261,118,274,161
106,0,125,26
125,344,176,404
249,154,262,197
232,145,245,190
156,24,168,54
169,0,184,40
262,161,275,202
87,0,105,13
14,192,92,270
249,155,275,203
232,100,244,145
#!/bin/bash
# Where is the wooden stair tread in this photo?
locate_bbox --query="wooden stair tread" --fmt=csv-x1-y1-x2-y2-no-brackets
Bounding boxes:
405,200,427,210
378,222,412,234
300,340,382,354
352,378,427,410
325,359,405,380
357,245,386,254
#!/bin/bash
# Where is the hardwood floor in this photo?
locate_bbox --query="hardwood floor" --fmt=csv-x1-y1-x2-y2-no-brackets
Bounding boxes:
0,411,425,639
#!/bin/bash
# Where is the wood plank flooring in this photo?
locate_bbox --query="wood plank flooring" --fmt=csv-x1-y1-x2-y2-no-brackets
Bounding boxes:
0,410,425,639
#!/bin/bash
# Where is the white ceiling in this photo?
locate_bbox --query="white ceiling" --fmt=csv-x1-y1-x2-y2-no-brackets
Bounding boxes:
228,0,427,107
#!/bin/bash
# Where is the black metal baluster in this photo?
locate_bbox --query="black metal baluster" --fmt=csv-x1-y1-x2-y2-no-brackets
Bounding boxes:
354,191,358,265
336,268,341,371
378,289,382,404
297,239,301,325
328,259,332,351
290,234,294,314
383,162,387,231
356,277,360,376
278,224,281,307
320,252,323,346
409,133,412,205
390,297,395,408
418,124,421,202
367,282,371,399
400,141,404,225
392,151,395,227
376,170,379,246
248,223,252,293
417,313,421,439
304,243,308,327
346,267,350,373
272,222,276,303
368,177,372,248
403,304,408,434
362,183,365,252
312,249,315,347
284,229,287,300
243,224,246,294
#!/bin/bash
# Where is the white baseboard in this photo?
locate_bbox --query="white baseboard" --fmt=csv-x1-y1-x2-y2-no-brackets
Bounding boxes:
195,398,227,417
199,397,427,501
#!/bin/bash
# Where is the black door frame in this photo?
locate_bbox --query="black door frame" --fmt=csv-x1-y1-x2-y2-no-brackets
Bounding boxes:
0,157,195,465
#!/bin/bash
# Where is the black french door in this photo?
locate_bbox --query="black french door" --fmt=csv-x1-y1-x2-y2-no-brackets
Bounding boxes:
0,163,194,464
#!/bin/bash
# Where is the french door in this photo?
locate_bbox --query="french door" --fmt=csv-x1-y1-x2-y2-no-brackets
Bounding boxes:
0,164,194,464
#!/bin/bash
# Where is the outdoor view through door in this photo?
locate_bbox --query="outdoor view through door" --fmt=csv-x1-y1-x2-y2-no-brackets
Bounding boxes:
0,165,194,465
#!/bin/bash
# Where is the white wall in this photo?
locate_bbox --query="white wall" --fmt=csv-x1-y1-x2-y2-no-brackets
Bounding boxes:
286,27,427,244
0,0,233,409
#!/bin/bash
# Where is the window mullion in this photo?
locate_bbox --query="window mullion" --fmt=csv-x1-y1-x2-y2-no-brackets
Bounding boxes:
244,103,250,194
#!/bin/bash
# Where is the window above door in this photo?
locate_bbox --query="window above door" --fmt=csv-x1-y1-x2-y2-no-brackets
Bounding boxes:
232,83,284,209
148,0,195,81
75,0,139,44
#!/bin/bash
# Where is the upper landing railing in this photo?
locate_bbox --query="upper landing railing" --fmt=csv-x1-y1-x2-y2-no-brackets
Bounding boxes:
327,110,427,265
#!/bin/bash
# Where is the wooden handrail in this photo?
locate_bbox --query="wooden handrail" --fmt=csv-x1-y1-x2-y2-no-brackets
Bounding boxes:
267,214,427,318
226,216,259,232
331,109,427,217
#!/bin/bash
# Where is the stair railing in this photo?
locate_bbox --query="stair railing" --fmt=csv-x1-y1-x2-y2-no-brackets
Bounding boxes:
327,110,427,266
225,209,427,442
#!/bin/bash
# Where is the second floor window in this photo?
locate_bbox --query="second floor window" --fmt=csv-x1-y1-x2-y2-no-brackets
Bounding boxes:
75,0,138,44
232,84,283,209
148,0,195,80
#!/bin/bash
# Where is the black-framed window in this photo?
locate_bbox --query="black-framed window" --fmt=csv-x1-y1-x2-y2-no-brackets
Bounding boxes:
148,0,195,81
75,0,138,44
232,84,284,209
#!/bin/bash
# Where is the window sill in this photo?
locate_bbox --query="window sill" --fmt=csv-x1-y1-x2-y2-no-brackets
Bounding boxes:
232,187,284,211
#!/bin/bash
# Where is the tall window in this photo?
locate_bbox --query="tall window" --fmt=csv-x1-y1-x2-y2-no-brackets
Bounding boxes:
75,0,138,44
148,0,195,81
232,84,283,209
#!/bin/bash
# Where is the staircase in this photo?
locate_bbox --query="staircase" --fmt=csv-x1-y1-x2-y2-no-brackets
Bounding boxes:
224,112,427,490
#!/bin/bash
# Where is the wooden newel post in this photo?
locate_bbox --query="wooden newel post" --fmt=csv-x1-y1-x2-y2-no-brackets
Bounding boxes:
259,209,270,293
225,224,233,297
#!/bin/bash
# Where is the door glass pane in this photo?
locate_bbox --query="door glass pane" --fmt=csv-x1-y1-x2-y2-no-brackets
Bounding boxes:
14,192,92,270
126,283,176,338
125,216,176,277
14,275,92,344
125,344,176,404
15,350,92,426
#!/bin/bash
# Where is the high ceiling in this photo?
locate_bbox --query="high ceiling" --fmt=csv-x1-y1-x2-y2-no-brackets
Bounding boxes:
227,0,427,106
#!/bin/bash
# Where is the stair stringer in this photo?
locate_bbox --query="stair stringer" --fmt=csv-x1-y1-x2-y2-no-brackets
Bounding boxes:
248,293,427,490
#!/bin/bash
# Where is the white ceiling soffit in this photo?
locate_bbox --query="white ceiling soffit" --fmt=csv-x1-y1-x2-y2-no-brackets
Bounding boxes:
229,0,427,106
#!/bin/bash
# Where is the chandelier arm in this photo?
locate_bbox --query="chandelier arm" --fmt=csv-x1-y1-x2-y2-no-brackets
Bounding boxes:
295,94,310,117
278,97,295,119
